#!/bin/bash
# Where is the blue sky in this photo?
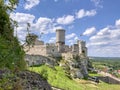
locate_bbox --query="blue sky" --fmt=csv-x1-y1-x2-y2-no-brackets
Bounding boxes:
10,0,120,57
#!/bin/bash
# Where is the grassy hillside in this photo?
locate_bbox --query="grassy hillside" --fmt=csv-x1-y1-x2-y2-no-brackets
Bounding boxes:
29,65,120,90
29,65,84,90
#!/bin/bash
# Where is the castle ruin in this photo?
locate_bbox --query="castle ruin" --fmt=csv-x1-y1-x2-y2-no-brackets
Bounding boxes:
25,29,89,78
25,29,88,59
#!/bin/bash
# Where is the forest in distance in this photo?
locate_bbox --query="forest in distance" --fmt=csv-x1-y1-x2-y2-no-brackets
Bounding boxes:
90,57,120,60
90,56,120,78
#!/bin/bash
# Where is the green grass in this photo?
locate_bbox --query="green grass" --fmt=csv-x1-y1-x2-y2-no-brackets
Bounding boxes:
29,65,85,90
29,65,120,90
98,81,120,90
89,73,102,77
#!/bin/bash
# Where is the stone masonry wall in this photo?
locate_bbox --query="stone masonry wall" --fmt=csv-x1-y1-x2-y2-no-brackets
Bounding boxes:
25,45,47,56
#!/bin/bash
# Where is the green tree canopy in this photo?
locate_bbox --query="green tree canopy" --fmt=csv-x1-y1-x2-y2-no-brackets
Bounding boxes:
0,0,26,70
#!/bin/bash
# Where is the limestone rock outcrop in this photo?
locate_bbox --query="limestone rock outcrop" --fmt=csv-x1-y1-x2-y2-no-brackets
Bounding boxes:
0,69,52,90
59,55,89,79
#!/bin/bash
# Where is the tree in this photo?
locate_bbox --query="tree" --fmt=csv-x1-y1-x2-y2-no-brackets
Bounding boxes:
0,0,26,70
0,0,18,39
26,33,38,47
23,23,38,51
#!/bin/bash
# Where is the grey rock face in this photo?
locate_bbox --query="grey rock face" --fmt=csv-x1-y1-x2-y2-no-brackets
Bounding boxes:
25,54,56,66
25,54,89,79
59,55,89,79
0,69,52,90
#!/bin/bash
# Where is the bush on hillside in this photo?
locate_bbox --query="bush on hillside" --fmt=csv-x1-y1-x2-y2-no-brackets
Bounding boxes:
0,36,26,70
0,0,26,70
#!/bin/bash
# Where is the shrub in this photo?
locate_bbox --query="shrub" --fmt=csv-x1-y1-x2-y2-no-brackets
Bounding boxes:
0,36,26,70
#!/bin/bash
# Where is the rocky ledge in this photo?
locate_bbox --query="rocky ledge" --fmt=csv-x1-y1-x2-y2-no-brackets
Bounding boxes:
0,69,52,90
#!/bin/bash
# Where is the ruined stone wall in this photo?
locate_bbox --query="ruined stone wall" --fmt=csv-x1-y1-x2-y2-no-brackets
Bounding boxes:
78,40,87,57
24,39,88,61
46,45,61,57
64,45,72,52
72,44,79,54
25,45,47,56
25,44,61,57
62,52,78,60
34,40,44,45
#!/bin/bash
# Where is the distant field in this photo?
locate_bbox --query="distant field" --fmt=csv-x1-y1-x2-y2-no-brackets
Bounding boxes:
29,65,120,90
89,57,120,60
90,57,120,70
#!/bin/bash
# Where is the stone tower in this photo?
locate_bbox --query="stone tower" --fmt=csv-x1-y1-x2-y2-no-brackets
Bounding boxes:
56,29,65,53
78,40,87,57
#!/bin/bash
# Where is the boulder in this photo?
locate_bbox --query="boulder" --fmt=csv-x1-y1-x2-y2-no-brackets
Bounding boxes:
0,69,52,90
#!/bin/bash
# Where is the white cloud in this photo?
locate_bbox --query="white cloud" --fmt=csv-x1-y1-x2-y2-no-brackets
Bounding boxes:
10,12,64,44
35,17,54,34
88,45,120,57
97,27,108,35
86,10,97,16
52,26,63,33
89,28,120,46
87,42,109,46
10,12,36,42
87,19,120,57
76,9,85,19
115,19,120,26
49,37,56,43
76,9,97,19
91,0,103,8
10,13,35,24
56,9,96,25
66,33,76,39
83,27,96,36
67,37,78,45
56,15,75,25
68,40,74,45
66,33,79,45
24,0,40,10
35,18,63,34
54,0,70,2
74,36,79,41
